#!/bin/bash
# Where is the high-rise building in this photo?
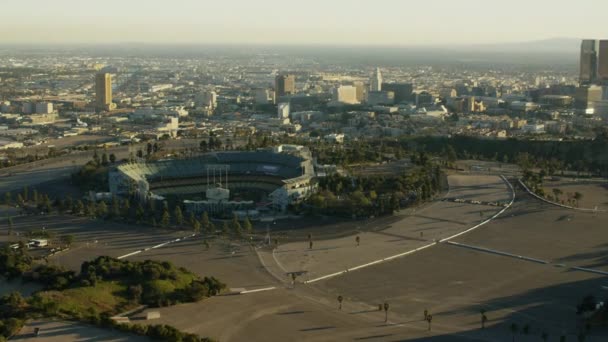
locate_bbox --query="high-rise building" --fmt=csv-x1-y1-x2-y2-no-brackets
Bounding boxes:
95,73,114,112
382,83,413,103
580,40,598,85
275,74,296,98
598,40,608,85
370,68,382,92
195,91,217,109
352,81,366,103
334,85,359,104
278,102,290,119
35,102,53,114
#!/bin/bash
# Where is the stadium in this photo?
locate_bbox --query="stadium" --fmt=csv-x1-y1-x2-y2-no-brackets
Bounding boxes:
109,145,316,215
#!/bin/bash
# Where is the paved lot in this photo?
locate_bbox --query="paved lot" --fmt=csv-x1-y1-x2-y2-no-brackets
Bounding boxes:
269,175,512,282
12,320,147,341
542,178,608,210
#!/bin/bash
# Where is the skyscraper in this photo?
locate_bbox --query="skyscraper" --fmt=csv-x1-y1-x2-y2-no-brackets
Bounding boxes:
275,74,296,98
580,40,598,85
95,73,114,112
598,40,608,85
382,83,413,103
370,67,382,92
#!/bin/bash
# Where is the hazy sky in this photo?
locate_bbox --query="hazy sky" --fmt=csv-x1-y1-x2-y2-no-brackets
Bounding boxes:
1,0,607,45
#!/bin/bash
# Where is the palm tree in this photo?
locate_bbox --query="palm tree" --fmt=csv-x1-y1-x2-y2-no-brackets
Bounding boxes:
337,295,343,310
426,314,433,331
356,235,360,246
480,309,487,329
574,192,583,207
510,323,518,342
383,302,389,323
541,332,548,342
552,188,562,202
7,216,13,236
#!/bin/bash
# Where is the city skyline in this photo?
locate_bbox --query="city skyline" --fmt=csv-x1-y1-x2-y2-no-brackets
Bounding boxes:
1,0,608,45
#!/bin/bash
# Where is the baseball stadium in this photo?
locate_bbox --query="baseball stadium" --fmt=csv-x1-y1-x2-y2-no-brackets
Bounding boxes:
109,145,316,215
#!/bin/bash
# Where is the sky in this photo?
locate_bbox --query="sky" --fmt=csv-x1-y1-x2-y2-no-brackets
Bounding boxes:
1,0,607,46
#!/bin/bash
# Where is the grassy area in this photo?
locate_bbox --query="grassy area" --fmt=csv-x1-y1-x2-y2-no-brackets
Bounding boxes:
37,281,133,317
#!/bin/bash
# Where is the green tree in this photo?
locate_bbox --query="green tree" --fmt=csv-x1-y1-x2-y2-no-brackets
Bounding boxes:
510,323,518,342
111,196,120,218
574,192,583,207
161,210,171,227
109,153,116,164
61,234,75,247
242,217,253,234
96,201,108,218
222,221,230,236
174,206,184,226
201,212,211,233
192,219,201,233
4,191,11,205
7,216,13,236
231,214,242,237
101,153,109,166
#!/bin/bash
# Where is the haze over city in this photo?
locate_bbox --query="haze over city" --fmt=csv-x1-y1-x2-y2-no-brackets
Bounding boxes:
1,1,608,342
2,0,608,45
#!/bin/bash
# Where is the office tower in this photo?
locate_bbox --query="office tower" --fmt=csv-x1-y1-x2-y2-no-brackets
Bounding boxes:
95,73,114,112
334,85,359,104
196,91,217,109
370,68,382,92
575,85,603,109
278,102,290,119
599,40,608,85
352,81,366,103
35,102,53,114
580,40,598,85
275,74,296,98
382,83,413,103
255,88,274,104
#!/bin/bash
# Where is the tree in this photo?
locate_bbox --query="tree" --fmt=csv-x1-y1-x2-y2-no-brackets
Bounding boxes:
356,235,360,247
111,197,120,218
61,235,75,247
174,206,184,226
201,212,211,233
135,204,144,223
96,201,108,218
4,191,11,205
574,192,583,207
161,210,171,227
383,302,390,323
480,309,487,329
101,153,109,166
230,214,242,237
541,332,549,342
7,216,13,236
552,188,563,202
222,221,230,236
510,323,518,342
337,295,343,310
192,219,201,233
109,153,116,164
242,217,253,234
426,314,433,331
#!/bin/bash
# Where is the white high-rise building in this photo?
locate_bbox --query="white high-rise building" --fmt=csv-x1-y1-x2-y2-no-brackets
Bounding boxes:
334,85,359,104
278,102,290,119
370,67,383,92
